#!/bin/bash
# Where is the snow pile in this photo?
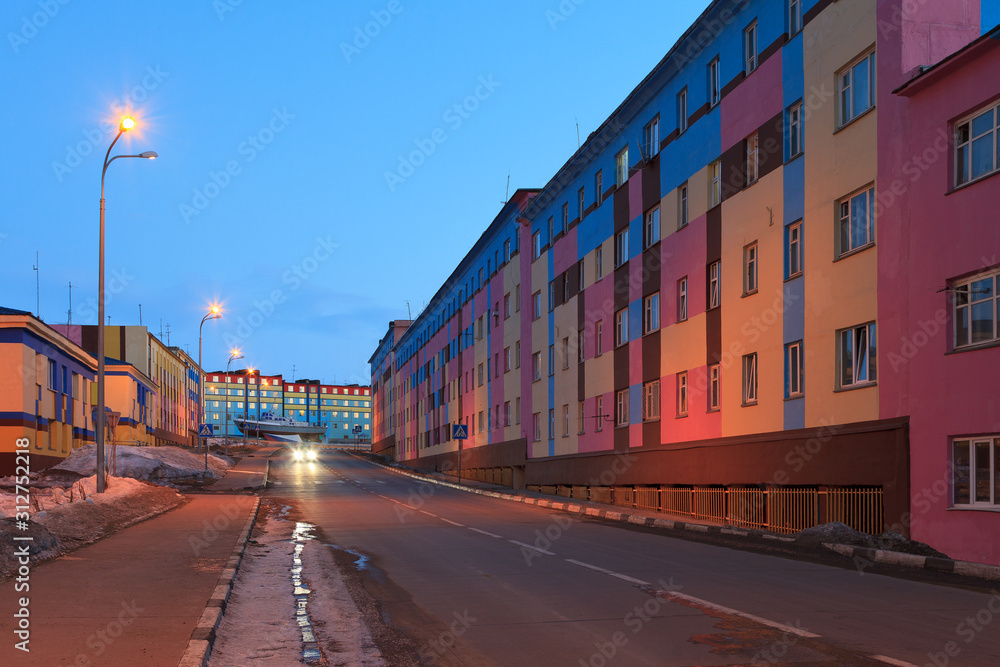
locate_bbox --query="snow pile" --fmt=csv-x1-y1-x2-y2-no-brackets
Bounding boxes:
53,444,232,481
794,522,949,559
0,475,152,516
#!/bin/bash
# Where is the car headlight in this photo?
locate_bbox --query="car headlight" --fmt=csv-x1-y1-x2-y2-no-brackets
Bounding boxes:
307,449,318,461
293,449,304,461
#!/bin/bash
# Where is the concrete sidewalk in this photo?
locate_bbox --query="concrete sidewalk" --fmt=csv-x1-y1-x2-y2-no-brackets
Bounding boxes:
0,495,258,667
208,447,281,491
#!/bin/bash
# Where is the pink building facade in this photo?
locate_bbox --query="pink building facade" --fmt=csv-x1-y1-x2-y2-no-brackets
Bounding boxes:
879,9,1000,564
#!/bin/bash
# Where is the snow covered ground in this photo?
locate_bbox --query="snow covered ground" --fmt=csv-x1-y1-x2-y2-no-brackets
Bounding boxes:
53,444,233,480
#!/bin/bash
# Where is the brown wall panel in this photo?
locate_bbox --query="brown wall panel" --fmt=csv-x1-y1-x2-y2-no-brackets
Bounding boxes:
642,331,660,383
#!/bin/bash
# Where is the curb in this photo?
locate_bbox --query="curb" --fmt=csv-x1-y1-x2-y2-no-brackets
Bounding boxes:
354,455,1000,582
352,455,800,543
822,542,1000,581
177,497,262,667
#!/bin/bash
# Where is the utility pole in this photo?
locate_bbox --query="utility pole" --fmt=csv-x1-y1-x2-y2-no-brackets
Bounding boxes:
32,251,39,319
67,282,72,325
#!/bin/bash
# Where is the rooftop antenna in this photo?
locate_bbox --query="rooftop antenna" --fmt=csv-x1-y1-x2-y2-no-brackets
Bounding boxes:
67,281,72,325
32,250,40,319
159,319,163,340
138,304,142,326
503,172,510,204
292,364,296,382
165,323,171,346
576,119,580,149
406,301,412,319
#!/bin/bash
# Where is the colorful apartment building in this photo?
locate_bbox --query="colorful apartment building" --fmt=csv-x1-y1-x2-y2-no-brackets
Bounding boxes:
203,371,372,442
370,0,1000,563
0,308,97,474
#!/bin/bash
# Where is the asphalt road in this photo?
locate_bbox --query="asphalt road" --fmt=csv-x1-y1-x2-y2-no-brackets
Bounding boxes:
267,450,1000,667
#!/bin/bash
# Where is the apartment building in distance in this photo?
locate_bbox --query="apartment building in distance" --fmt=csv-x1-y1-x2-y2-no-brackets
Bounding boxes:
371,0,1000,565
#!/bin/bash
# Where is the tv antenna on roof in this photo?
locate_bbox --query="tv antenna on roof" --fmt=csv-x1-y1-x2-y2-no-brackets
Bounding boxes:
503,172,510,204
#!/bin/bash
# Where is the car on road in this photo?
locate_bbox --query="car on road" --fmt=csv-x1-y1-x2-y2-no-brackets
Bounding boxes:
290,444,318,462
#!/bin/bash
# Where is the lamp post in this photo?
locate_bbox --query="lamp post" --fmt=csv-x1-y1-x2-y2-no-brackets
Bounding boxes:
198,305,221,471
244,367,256,448
224,348,244,455
97,117,157,494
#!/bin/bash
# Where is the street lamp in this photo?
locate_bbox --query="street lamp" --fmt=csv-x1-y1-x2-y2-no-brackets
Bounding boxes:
198,305,221,461
244,367,256,447
224,348,244,455
96,116,157,494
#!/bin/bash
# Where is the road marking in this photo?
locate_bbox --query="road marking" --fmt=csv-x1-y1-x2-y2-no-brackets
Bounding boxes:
468,527,502,538
509,540,554,556
870,656,920,667
439,518,464,527
418,510,438,518
659,590,820,638
564,559,650,586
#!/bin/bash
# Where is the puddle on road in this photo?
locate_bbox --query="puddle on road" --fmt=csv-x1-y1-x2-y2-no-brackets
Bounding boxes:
290,521,322,664
323,543,370,571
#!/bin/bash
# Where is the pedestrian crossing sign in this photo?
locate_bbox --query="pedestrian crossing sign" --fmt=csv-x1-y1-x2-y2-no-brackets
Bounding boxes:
199,423,213,437
452,424,468,440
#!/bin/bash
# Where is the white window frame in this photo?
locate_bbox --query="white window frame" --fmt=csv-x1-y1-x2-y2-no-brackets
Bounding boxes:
578,401,586,434
838,50,876,128
744,20,758,74
562,405,570,437
548,408,555,440
709,364,720,411
746,133,759,185
708,57,721,107
533,412,541,441
676,373,687,417
677,87,688,134
532,231,541,259
644,292,660,334
710,160,721,207
578,187,586,220
616,388,630,427
953,269,1000,348
596,395,605,432
789,0,802,35
615,228,629,267
532,352,541,381
952,437,1000,506
644,116,660,158
596,320,604,356
595,169,603,206
744,242,758,295
644,206,660,249
786,340,803,398
742,352,758,405
788,102,803,159
709,261,721,309
595,245,604,281
677,278,688,322
838,186,875,256
678,183,689,229
838,322,877,388
955,101,999,187
532,291,541,320
562,337,570,370
787,221,803,278
615,308,629,348
615,147,629,187
643,379,661,421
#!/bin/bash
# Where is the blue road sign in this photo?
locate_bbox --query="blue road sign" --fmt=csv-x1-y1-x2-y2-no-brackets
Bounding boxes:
452,424,468,440
199,423,214,437
353,425,363,434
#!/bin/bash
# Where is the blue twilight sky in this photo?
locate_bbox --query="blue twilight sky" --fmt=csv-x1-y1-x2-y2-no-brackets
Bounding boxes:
0,0,710,385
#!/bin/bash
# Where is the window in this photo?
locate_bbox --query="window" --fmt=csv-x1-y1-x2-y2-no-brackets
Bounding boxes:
644,206,660,249
615,228,629,267
595,170,603,205
644,293,660,333
787,221,803,278
596,320,604,355
746,133,759,185
561,202,569,234
515,287,521,312
676,373,688,417
596,395,604,432
953,270,1000,347
677,88,688,133
789,0,802,34
578,401,585,434
548,284,555,312
616,388,630,426
708,261,721,309
615,147,629,187
838,186,875,255
678,183,689,229
578,187,586,220
788,103,803,159
744,242,758,295
532,352,541,381
561,337,570,369
709,160,721,207
744,20,758,74
478,411,484,433
839,51,876,127
786,341,804,398
709,364,720,411
504,347,511,372
643,380,661,421
708,57,721,107
548,409,555,440
952,437,1000,506
47,359,56,390
532,291,542,320
742,353,758,405
533,413,541,441
644,116,659,158
504,238,511,262
516,397,521,424
595,246,604,280
533,231,542,259
515,341,521,368
504,293,511,318
615,308,629,347
493,303,500,328
956,101,999,186
677,278,688,322
548,217,554,245
548,344,555,376
494,352,500,378
562,405,570,437
839,322,877,388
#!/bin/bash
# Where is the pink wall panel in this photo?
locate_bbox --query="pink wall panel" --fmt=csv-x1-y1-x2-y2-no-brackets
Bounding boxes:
720,52,783,153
